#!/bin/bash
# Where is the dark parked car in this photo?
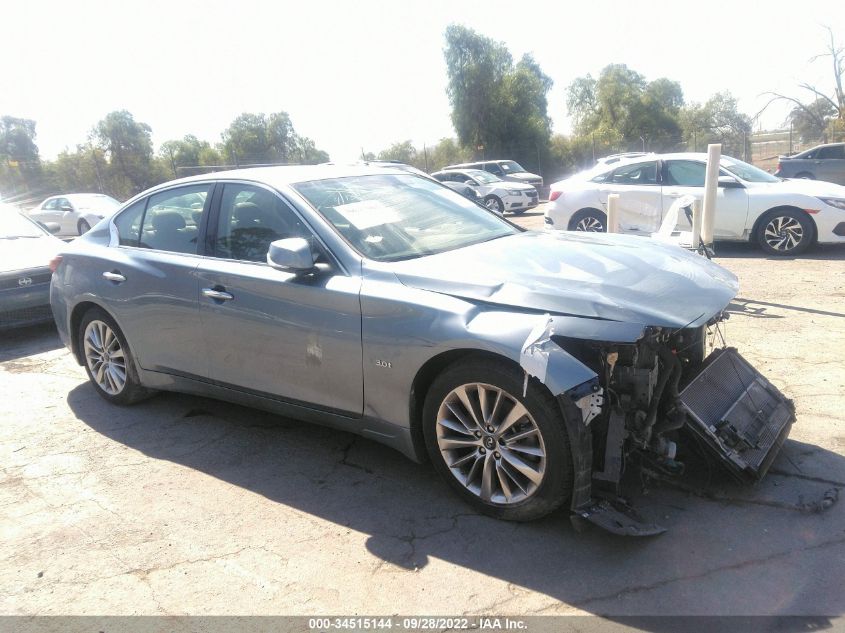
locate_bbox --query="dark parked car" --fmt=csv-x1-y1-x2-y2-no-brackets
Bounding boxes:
1,206,64,329
775,142,845,185
50,165,794,534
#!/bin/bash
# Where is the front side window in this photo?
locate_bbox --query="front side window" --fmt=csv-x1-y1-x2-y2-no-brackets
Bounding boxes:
610,161,658,185
294,174,516,262
43,198,59,210
140,184,212,253
817,145,845,159
665,161,706,187
212,184,312,262
499,161,526,173
484,163,503,176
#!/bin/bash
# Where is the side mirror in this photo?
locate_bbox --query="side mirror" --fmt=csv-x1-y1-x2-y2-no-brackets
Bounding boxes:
718,175,743,189
267,237,315,273
41,221,61,234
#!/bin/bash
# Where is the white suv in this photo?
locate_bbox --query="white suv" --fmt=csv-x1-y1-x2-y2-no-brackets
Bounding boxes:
432,169,539,214
544,153,845,255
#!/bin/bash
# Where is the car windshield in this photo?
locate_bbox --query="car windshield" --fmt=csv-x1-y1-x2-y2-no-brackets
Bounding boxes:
720,157,780,183
71,194,120,211
294,174,517,262
465,170,501,184
499,161,526,173
0,211,45,239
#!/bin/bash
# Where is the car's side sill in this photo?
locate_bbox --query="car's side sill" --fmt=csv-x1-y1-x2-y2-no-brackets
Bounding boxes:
136,368,420,462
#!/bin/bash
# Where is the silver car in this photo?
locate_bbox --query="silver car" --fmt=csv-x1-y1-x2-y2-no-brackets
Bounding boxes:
50,165,794,533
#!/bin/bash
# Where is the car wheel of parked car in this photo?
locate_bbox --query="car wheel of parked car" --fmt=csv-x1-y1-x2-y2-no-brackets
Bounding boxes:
422,357,573,521
569,208,606,232
756,208,815,256
795,172,815,180
484,195,504,214
79,308,151,405
77,219,91,235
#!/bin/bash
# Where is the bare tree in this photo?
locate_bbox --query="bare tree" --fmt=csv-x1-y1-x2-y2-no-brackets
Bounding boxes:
756,26,844,141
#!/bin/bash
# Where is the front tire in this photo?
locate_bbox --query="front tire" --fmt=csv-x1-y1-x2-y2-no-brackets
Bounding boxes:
755,208,814,256
484,195,504,214
79,308,151,405
569,208,606,232
422,357,573,521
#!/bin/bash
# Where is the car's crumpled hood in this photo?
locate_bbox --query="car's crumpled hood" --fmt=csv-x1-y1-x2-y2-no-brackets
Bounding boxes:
0,235,63,273
392,231,739,329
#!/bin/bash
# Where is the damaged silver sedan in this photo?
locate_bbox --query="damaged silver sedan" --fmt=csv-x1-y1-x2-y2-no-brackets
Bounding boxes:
50,165,794,534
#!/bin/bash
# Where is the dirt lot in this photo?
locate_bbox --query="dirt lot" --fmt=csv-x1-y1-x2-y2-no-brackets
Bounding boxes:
2,214,844,619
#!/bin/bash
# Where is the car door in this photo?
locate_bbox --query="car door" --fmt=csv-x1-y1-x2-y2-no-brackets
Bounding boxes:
54,197,80,234
31,198,61,225
197,182,363,415
594,160,663,234
815,145,845,185
661,160,749,239
102,183,213,377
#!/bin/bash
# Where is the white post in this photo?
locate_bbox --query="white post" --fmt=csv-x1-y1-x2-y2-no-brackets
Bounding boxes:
606,194,620,233
690,199,702,251
701,143,721,247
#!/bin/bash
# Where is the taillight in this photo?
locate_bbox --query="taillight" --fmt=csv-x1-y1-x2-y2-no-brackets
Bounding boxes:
49,255,63,273
549,190,562,201
776,161,782,172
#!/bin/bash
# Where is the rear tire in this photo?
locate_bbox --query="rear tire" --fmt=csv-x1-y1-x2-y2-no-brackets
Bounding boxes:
755,208,814,256
79,307,152,405
422,357,573,521
569,208,607,232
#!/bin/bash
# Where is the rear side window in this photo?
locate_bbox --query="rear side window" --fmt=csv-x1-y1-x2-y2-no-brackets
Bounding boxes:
609,161,658,185
140,184,212,253
114,200,146,246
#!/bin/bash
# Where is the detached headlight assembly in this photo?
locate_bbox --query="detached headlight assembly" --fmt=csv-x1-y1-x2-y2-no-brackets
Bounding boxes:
818,197,845,210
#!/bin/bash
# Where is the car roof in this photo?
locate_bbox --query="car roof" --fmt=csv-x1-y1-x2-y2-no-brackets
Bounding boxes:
143,164,418,191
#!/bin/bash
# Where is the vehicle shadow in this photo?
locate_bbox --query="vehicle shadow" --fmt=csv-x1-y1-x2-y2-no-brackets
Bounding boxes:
67,385,845,619
0,322,62,362
714,242,845,261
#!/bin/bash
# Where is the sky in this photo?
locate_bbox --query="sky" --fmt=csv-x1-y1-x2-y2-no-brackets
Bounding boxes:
2,0,843,162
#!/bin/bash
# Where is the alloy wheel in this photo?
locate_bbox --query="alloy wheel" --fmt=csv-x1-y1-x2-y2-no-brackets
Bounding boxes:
575,216,604,232
763,215,804,252
83,320,127,395
436,383,546,505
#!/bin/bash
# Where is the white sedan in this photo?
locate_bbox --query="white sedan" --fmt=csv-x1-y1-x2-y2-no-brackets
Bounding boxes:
432,169,539,214
544,153,845,255
29,193,121,237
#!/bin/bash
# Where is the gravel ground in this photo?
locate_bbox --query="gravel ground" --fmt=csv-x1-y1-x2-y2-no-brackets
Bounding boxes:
1,215,844,620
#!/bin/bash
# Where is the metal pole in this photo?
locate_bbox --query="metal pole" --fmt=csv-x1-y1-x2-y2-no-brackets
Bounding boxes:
592,134,596,162
423,144,429,172
789,122,793,155
606,194,620,233
701,144,721,247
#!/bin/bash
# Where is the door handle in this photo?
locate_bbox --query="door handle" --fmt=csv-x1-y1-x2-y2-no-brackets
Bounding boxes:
102,271,126,283
202,287,234,301
665,192,683,198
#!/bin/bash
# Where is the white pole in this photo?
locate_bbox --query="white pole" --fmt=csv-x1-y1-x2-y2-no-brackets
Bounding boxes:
701,143,721,246
606,194,620,233
691,198,702,251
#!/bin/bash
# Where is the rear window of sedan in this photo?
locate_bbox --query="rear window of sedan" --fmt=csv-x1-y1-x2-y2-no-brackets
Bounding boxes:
293,174,516,262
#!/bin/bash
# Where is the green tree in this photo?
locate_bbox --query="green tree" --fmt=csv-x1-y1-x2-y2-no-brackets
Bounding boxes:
221,112,329,165
566,64,683,151
0,116,43,198
93,110,157,198
427,137,469,171
378,140,419,165
444,25,552,170
680,92,751,158
160,135,222,176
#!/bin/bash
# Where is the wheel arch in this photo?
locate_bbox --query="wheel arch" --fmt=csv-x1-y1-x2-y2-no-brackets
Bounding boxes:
408,349,530,462
69,300,117,365
750,205,818,245
568,207,607,231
